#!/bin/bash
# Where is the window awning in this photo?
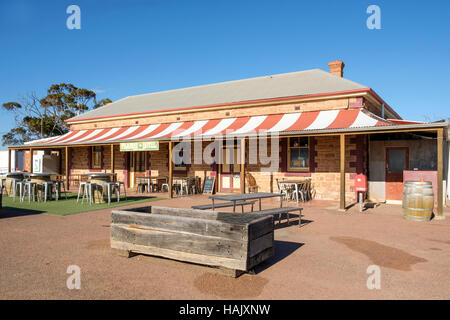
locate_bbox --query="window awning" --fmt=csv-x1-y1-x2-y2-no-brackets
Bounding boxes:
25,108,392,146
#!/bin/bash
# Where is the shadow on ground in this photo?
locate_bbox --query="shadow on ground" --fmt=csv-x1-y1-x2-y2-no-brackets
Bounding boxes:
254,240,304,274
0,207,45,218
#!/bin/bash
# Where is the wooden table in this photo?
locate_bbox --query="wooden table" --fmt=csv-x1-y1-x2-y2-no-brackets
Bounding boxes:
209,192,283,214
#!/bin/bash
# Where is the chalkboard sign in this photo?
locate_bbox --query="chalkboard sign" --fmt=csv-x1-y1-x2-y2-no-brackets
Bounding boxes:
202,176,215,194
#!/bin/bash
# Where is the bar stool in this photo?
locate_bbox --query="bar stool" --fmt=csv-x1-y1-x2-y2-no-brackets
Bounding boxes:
9,179,20,201
39,181,54,202
104,181,118,205
16,180,25,202
115,181,127,201
21,181,37,203
53,180,68,201
77,181,94,205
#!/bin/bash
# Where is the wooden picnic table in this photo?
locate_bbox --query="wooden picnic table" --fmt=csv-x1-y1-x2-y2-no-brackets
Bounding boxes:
209,192,283,213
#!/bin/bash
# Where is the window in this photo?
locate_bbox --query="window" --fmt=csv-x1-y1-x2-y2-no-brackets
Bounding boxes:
288,137,309,171
91,146,102,169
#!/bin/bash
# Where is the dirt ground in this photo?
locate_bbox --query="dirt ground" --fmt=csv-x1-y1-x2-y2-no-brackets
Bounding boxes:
1,194,449,300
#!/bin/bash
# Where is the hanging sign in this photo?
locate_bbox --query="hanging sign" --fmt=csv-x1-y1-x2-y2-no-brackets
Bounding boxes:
120,141,159,151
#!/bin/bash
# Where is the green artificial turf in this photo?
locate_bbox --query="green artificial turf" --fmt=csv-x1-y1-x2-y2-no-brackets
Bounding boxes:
1,193,164,216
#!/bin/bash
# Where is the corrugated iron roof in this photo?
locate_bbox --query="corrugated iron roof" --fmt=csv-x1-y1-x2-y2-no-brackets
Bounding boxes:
69,69,368,121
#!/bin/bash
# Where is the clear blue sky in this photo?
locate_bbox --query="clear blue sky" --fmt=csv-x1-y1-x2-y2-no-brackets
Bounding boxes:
0,0,449,149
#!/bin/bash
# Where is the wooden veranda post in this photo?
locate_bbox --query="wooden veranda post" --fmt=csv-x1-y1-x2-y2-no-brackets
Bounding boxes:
65,146,69,190
168,141,173,199
111,144,115,178
339,134,346,211
29,148,33,173
436,128,444,219
240,138,246,194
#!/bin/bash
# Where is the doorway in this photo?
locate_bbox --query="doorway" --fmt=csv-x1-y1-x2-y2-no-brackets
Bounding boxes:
219,142,241,193
129,151,147,188
385,147,409,200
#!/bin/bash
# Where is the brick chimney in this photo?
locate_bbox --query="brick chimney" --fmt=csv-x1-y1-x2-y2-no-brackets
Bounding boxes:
328,60,345,77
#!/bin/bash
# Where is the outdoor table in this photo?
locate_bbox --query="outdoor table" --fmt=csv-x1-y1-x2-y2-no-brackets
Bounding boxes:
83,173,112,203
5,172,24,196
25,172,52,183
209,192,283,214
24,173,53,201
278,179,307,204
137,176,163,193
173,176,190,196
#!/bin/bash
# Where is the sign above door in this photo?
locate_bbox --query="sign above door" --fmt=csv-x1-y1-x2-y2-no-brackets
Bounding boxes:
120,141,159,152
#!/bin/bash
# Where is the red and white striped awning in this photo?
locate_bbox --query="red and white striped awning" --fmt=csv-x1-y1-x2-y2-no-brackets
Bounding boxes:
27,108,392,146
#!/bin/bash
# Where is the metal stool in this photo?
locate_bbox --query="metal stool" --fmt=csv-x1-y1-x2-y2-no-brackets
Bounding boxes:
53,180,68,201
21,181,37,203
39,181,54,202
104,182,118,205
115,181,127,201
77,182,94,205
16,180,25,202
9,179,21,201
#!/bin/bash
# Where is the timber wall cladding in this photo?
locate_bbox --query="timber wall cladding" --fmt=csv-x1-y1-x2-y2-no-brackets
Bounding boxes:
110,206,274,274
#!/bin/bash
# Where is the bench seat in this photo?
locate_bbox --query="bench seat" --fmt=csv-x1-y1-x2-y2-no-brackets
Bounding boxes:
250,206,303,227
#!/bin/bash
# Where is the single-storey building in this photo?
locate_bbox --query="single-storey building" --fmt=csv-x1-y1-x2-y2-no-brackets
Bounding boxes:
7,61,449,217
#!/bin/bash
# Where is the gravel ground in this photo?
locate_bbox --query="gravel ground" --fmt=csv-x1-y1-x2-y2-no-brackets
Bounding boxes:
1,195,449,300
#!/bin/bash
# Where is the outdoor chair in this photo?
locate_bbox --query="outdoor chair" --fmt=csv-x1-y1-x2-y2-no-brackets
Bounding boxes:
161,177,169,192
276,178,291,201
245,172,259,193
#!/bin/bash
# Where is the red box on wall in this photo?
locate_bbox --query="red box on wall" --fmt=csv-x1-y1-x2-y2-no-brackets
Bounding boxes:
354,174,367,192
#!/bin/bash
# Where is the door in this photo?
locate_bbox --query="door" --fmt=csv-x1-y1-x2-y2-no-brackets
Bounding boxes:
129,152,147,188
220,142,241,193
385,147,409,200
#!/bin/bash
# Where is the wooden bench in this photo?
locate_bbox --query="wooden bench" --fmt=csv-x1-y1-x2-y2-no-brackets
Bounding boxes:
192,200,256,213
250,206,303,228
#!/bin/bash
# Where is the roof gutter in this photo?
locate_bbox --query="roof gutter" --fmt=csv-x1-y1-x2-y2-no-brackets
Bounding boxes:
9,122,447,149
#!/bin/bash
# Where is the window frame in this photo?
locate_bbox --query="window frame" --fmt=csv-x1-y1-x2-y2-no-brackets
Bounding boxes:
91,146,103,169
287,136,310,172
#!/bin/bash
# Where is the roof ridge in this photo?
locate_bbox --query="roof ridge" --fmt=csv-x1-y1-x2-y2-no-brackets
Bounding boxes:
126,68,326,99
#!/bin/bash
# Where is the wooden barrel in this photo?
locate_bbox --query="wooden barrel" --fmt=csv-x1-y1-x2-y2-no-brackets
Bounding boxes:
402,181,434,221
